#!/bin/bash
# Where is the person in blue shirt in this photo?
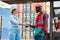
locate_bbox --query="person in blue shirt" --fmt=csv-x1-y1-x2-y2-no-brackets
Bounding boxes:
9,9,22,40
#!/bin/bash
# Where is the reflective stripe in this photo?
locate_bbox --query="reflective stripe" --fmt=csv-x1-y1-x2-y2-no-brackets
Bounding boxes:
36,20,44,24
37,21,43,24
45,28,48,30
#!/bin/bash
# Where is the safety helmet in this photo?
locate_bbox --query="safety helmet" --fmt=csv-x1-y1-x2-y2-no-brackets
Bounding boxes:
10,4,17,12
35,3,42,8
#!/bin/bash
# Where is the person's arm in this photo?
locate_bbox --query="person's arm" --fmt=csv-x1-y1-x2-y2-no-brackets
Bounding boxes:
44,13,48,25
25,24,35,28
9,15,20,25
30,25,36,28
10,15,27,26
43,13,48,33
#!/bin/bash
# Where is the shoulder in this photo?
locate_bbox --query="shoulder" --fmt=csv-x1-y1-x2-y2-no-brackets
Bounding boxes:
44,12,49,17
9,14,14,19
43,12,49,19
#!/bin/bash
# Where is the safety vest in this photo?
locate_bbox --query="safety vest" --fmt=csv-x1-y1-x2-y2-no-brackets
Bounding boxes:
36,12,48,33
36,12,44,27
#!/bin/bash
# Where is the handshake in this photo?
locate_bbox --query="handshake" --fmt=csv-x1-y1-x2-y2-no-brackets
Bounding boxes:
19,24,30,27
18,23,35,28
25,24,30,27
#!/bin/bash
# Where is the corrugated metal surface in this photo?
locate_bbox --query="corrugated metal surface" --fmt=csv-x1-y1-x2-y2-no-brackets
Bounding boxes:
0,0,51,4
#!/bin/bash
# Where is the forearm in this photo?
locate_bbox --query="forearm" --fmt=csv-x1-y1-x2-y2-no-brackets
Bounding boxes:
29,25,36,28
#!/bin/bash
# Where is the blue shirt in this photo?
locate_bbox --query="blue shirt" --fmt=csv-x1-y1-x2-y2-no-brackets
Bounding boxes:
9,14,22,39
9,14,20,26
9,14,21,30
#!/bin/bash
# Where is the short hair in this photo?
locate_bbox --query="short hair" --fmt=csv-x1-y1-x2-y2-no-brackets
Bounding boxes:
11,9,16,14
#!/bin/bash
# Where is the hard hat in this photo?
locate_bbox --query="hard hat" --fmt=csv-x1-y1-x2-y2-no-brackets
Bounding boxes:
35,3,42,8
10,4,17,12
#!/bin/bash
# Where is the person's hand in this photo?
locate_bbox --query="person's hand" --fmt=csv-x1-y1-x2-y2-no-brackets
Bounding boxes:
25,24,30,27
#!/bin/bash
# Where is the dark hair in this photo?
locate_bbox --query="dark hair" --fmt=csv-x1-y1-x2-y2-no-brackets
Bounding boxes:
11,9,16,14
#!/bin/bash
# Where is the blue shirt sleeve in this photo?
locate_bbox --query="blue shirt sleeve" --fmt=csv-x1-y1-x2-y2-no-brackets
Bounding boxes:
9,15,20,24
